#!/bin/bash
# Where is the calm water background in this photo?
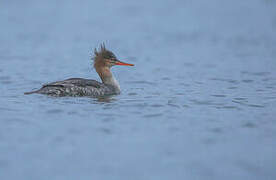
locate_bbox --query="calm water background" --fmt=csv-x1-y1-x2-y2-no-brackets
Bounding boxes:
1,0,276,179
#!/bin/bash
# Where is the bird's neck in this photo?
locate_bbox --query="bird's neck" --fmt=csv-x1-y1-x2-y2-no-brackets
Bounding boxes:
96,67,120,93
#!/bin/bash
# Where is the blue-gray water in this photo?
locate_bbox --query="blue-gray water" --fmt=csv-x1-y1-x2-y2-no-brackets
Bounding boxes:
1,0,276,179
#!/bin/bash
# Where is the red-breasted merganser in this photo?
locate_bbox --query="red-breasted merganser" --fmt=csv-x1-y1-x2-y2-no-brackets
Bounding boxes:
24,44,134,97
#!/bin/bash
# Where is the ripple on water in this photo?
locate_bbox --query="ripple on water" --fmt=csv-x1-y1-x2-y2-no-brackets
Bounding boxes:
247,104,265,108
256,89,265,92
167,103,181,108
262,77,276,82
52,136,65,143
179,83,190,87
161,77,171,81
3,118,33,126
96,113,121,117
167,126,181,133
98,127,112,135
242,122,257,128
242,79,254,83
0,107,19,112
150,104,164,108
0,76,10,80
241,71,270,76
0,76,12,84
228,86,238,89
46,109,64,114
266,86,275,89
120,102,148,108
209,127,223,134
264,96,276,100
232,98,265,108
211,94,227,97
233,97,247,101
67,111,78,115
190,99,212,105
210,78,239,84
190,99,225,106
126,80,157,85
237,160,262,175
142,113,163,118
202,138,217,145
215,106,241,110
232,98,248,105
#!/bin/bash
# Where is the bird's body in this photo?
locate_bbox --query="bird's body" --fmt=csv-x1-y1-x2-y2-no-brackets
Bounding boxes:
25,44,134,97
25,78,119,97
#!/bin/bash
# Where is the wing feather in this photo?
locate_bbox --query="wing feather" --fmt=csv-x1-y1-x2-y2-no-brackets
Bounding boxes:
43,78,102,88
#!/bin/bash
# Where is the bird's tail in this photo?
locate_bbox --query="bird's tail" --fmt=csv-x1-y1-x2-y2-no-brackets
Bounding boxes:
24,90,39,95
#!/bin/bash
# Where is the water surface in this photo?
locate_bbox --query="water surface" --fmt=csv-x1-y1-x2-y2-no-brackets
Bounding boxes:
0,0,276,179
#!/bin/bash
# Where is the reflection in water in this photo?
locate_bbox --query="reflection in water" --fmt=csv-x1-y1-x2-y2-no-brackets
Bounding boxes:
94,95,117,103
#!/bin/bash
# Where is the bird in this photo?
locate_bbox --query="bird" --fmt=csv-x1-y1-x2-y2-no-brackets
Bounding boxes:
24,44,134,97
